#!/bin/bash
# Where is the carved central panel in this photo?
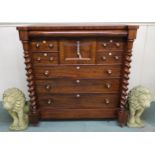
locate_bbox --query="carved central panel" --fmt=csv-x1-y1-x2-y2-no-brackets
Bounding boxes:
60,38,96,64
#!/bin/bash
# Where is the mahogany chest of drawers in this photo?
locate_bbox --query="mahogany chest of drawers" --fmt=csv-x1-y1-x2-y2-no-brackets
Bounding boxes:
17,24,138,126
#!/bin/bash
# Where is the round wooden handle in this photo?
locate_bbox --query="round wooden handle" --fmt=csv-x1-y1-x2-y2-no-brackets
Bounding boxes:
44,70,49,76
102,43,107,47
49,43,54,48
104,99,110,104
36,43,40,48
76,80,80,83
105,83,111,88
49,57,54,61
76,94,80,98
115,43,120,47
45,85,51,90
76,66,80,70
36,57,41,62
107,69,112,74
114,56,119,60
101,56,106,61
43,53,48,57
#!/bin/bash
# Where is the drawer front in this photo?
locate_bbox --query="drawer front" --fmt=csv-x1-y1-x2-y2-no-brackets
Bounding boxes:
97,38,126,52
60,39,96,64
30,40,58,52
35,79,121,93
96,51,123,64
34,65,122,79
38,94,120,108
32,52,59,65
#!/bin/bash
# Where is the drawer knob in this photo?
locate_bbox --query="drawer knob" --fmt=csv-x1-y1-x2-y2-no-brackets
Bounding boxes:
104,99,110,104
49,57,54,61
45,85,51,90
49,43,54,48
43,40,47,44
76,94,80,98
47,99,53,105
114,56,119,60
36,57,41,62
101,56,106,61
108,52,112,56
76,80,80,83
105,83,111,88
36,43,40,48
76,66,80,70
110,40,113,43
102,43,107,47
115,43,120,47
107,69,112,74
44,70,49,76
43,53,48,57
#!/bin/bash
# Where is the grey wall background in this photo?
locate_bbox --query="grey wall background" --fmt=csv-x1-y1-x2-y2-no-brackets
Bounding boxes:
0,25,155,100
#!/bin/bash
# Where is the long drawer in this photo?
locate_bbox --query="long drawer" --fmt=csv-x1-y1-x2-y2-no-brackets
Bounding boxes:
33,65,122,79
35,79,121,93
37,94,120,109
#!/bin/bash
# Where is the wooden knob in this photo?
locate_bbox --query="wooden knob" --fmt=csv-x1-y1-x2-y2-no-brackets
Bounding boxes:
102,43,107,47
43,53,48,57
109,40,113,43
76,66,80,70
115,43,120,47
49,57,54,61
48,43,54,48
101,56,106,61
36,57,41,62
107,69,112,74
47,99,53,104
108,52,112,56
76,80,80,83
105,83,111,88
44,70,49,76
104,99,110,104
43,40,47,44
45,85,51,90
36,43,40,48
114,56,119,60
76,94,80,98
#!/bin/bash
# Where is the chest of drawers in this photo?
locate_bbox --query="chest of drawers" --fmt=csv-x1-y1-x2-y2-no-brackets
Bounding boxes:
17,24,138,126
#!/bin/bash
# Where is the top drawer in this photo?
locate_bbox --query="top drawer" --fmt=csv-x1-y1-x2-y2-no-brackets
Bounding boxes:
30,40,58,52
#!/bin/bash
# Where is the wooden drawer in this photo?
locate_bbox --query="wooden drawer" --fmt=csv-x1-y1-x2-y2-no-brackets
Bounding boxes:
96,51,123,64
34,65,122,79
30,40,58,52
38,94,120,108
32,52,59,65
35,79,121,93
97,38,126,52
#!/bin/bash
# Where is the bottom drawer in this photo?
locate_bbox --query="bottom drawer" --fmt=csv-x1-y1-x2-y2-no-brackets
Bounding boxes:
38,94,120,109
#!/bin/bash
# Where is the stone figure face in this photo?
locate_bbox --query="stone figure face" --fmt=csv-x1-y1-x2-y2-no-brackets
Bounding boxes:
2,95,14,110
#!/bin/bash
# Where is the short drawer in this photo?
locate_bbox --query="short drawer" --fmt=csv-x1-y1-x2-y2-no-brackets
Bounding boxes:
32,52,59,65
97,38,125,52
35,79,121,94
30,40,58,52
37,94,120,108
96,51,123,64
33,65,122,79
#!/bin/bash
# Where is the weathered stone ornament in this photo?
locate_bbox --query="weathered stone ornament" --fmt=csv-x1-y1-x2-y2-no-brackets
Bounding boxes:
2,88,29,131
127,85,152,128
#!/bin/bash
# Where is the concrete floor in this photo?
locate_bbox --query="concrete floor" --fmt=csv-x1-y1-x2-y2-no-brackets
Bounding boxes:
0,102,155,132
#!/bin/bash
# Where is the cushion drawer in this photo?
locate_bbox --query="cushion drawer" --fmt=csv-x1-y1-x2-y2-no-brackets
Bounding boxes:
96,51,123,64
30,40,58,52
32,52,59,65
37,94,120,108
33,65,122,79
35,79,121,93
96,38,125,52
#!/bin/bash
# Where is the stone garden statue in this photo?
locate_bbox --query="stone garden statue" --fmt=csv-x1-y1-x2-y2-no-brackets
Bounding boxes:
2,88,29,131
127,85,152,128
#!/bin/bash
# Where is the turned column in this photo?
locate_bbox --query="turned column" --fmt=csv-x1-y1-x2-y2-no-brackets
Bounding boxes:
118,26,139,126
17,29,39,125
